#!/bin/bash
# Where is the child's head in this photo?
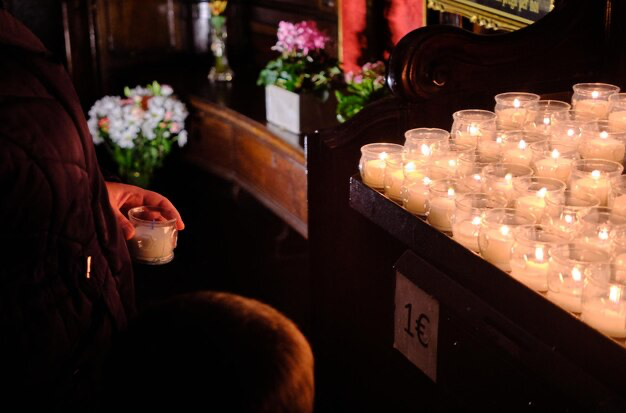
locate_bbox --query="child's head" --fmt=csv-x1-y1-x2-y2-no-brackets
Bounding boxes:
105,291,314,412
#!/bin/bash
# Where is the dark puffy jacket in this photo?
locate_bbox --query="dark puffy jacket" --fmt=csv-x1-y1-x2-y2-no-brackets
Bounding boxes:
0,10,135,408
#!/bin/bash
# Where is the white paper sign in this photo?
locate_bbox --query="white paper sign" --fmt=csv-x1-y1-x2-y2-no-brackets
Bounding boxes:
394,271,439,382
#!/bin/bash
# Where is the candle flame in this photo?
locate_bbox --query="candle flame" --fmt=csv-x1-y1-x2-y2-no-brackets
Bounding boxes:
600,131,609,139
500,225,510,236
572,267,582,282
405,161,416,173
423,177,432,186
379,151,388,161
543,117,551,126
609,285,622,304
599,228,610,240
551,149,560,159
592,91,600,99
504,173,513,182
496,137,503,144
591,170,602,180
518,139,527,150
513,98,521,108
473,174,482,182
469,124,480,136
564,214,574,224
448,159,456,168
567,128,575,137
472,216,482,226
534,247,545,262
421,144,431,157
447,188,456,197
537,187,548,198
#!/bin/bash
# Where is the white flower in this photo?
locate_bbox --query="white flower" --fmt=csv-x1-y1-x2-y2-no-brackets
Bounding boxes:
177,130,188,147
160,84,173,96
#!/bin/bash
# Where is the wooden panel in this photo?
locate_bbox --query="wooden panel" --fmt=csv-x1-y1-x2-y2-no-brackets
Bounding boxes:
185,97,307,238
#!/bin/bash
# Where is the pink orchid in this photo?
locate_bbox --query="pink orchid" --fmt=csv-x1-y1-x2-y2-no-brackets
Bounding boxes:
271,20,328,55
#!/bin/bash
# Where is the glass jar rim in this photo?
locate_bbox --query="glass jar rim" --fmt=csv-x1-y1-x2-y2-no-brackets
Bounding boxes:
512,224,570,246
452,109,497,121
128,206,178,226
512,176,567,193
545,190,600,208
526,100,571,112
482,163,534,178
404,128,450,141
360,142,403,156
530,140,578,157
481,207,535,227
428,179,469,196
494,92,541,104
572,82,620,94
455,192,508,211
550,244,610,265
571,158,624,175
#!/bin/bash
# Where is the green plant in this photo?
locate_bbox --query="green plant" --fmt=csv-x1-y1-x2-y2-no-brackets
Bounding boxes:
335,61,388,123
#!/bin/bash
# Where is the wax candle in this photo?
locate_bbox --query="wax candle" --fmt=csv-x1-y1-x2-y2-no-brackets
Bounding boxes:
452,217,481,252
502,139,533,167
128,206,178,265
497,107,528,130
581,297,626,338
451,109,497,148
608,110,626,131
363,158,387,188
572,83,620,120
480,225,515,271
360,143,403,189
533,149,574,183
456,126,482,148
385,169,404,200
452,193,508,253
494,92,540,130
510,259,549,291
575,99,610,119
579,131,626,164
612,194,626,217
404,179,431,215
427,195,456,232
571,170,611,206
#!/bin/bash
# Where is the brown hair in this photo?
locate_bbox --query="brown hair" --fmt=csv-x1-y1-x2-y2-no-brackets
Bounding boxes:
104,291,314,412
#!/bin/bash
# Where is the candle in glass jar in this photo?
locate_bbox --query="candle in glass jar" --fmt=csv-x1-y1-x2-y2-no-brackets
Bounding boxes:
363,156,387,189
502,139,533,167
404,177,431,215
498,107,527,130
547,266,585,313
579,131,626,164
575,99,610,119
480,225,514,272
571,170,611,206
385,169,404,200
509,247,550,292
452,216,481,252
581,296,626,338
456,124,482,147
515,187,548,221
609,110,626,131
534,149,574,183
427,187,456,232
612,194,626,217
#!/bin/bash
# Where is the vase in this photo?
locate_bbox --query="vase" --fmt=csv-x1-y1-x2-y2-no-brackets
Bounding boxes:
208,15,234,82
265,84,338,134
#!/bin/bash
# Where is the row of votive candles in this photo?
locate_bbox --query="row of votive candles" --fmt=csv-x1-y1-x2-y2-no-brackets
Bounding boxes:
358,82,626,339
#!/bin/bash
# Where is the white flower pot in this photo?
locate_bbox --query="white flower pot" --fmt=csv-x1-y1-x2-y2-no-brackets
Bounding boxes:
265,84,337,134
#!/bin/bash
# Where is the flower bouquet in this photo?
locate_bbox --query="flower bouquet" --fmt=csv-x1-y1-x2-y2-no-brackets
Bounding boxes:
88,81,188,188
335,61,388,123
257,20,342,134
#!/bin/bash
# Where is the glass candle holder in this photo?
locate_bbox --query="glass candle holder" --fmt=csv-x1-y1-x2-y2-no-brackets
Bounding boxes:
426,179,470,233
359,143,403,189
578,120,626,165
513,177,567,222
494,92,541,130
608,93,626,131
523,100,572,136
611,225,626,266
543,190,600,238
128,206,178,265
609,175,626,217
451,193,508,252
478,208,536,272
547,245,610,313
500,131,546,167
482,163,534,206
430,141,474,176
509,224,569,292
581,266,626,338
572,83,620,120
574,206,626,253
451,109,497,148
456,152,500,191
530,141,579,184
401,165,451,216
403,128,450,162
383,153,405,201
477,130,508,158
570,159,624,206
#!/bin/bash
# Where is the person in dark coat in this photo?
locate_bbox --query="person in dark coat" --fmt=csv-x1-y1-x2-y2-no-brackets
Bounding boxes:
0,8,184,409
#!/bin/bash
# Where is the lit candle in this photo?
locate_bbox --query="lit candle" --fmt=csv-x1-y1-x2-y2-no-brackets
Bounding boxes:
452,216,482,252
385,169,404,201
127,206,178,265
363,152,388,189
404,176,432,215
534,149,574,183
480,224,514,271
427,187,456,232
455,124,482,147
502,139,533,167
478,135,504,158
612,194,626,217
571,169,611,206
510,246,549,292
575,98,610,119
581,285,626,338
497,99,528,130
579,130,626,164
546,266,584,313
609,110,626,131
515,187,548,221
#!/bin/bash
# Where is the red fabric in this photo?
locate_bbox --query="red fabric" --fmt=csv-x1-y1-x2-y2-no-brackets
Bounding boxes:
341,0,425,72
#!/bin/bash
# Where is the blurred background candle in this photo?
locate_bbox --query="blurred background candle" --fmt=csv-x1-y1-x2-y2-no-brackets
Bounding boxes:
451,109,497,148
482,163,534,206
547,245,610,313
401,165,450,216
509,224,569,292
426,179,469,232
570,159,623,206
579,120,626,165
531,141,578,184
494,92,540,130
513,176,566,221
581,266,626,338
478,208,535,272
359,143,403,189
608,93,626,130
451,193,508,252
572,83,620,120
